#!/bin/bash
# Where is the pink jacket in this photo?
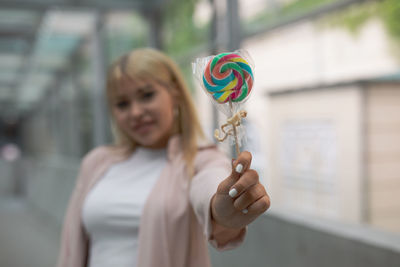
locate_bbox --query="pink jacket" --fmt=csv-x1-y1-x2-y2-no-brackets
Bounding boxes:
57,136,246,267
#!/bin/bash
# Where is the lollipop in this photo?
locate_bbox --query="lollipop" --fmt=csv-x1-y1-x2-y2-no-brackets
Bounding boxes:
193,50,255,156
202,52,254,104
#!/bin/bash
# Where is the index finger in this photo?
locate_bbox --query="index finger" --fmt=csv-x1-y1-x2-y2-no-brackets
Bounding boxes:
231,151,252,181
215,151,253,196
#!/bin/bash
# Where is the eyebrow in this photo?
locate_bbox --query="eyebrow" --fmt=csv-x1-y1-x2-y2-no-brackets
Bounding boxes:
113,84,154,99
136,84,153,91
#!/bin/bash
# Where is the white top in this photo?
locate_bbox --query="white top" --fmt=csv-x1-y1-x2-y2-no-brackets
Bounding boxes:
82,147,168,267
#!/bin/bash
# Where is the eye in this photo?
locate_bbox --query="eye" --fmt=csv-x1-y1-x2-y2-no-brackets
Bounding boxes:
141,91,155,101
115,100,129,110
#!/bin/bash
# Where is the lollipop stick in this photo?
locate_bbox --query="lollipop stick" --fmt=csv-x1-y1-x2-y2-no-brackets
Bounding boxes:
229,100,240,157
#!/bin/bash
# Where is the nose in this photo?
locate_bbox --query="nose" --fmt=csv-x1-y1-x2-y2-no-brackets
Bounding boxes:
129,102,144,119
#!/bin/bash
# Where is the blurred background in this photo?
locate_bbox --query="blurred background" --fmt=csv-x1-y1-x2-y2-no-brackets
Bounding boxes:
0,0,400,266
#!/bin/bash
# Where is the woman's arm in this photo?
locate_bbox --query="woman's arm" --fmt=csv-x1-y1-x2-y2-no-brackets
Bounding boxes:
209,194,246,247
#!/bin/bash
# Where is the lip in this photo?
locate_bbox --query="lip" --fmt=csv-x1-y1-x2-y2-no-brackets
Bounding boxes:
132,121,155,134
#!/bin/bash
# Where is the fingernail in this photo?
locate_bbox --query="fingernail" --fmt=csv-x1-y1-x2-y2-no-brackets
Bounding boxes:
242,209,248,214
229,188,238,198
235,163,243,173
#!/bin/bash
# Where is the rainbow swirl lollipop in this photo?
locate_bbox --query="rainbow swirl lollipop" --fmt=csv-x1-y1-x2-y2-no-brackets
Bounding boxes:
202,52,254,104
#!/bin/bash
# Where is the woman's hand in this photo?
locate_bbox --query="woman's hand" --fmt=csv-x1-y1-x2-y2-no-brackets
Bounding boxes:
211,151,270,229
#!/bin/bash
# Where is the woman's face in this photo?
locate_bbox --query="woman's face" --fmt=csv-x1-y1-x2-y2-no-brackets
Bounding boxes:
111,78,176,149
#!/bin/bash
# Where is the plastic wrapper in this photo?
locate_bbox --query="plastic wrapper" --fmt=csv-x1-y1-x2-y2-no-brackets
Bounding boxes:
192,49,255,150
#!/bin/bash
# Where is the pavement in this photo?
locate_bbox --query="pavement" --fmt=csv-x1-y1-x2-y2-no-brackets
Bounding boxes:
0,196,60,267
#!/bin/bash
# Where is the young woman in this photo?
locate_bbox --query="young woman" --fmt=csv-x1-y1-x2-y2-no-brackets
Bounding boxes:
57,48,270,267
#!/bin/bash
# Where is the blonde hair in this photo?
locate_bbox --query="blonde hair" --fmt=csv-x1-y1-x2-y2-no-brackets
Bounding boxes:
106,48,205,172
